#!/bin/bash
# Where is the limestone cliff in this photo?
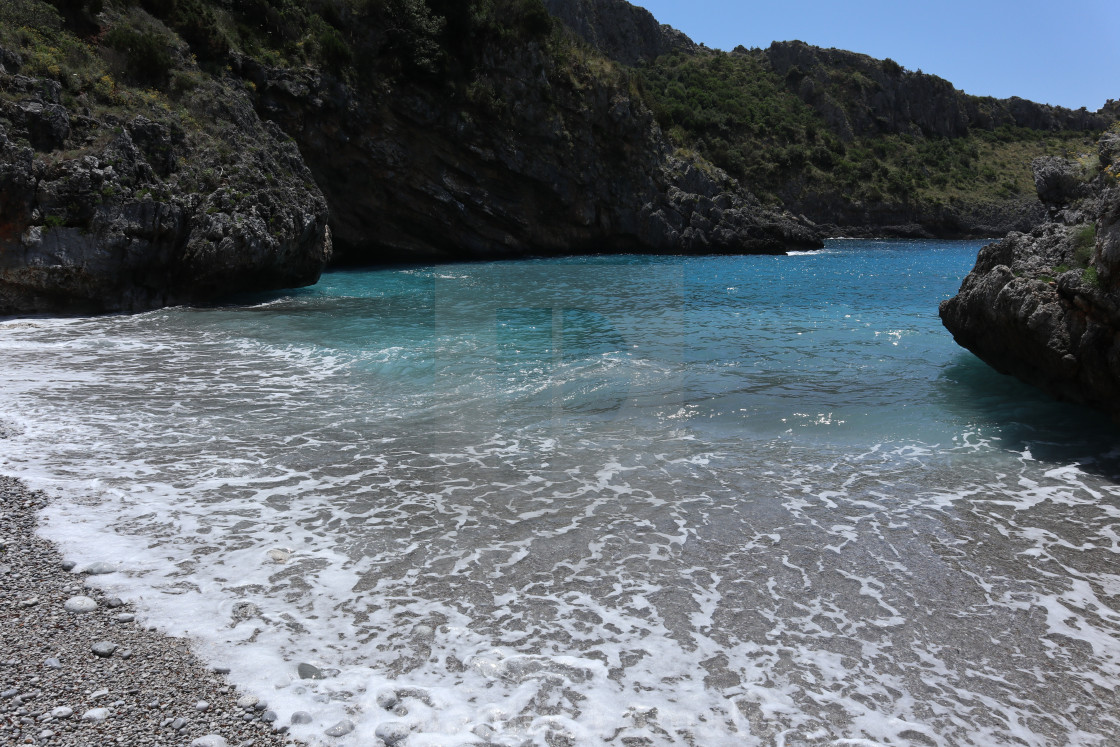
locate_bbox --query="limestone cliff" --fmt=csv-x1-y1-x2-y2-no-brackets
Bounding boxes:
540,0,695,65
0,15,330,314
940,126,1120,420
243,2,818,265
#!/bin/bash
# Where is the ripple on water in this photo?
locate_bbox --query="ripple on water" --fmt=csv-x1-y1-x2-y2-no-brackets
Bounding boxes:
2,244,1120,746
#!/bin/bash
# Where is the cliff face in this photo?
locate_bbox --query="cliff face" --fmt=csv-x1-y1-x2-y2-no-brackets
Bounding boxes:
0,32,330,314
940,127,1120,420
764,41,1112,142
245,6,818,265
540,0,695,65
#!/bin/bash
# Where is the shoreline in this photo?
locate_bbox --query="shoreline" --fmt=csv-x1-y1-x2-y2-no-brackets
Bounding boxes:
0,475,305,747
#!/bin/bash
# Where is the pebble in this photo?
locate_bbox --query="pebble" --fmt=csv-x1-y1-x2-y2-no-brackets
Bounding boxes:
106,596,125,608
376,691,399,710
290,711,313,725
60,560,76,571
84,561,117,575
261,709,278,723
116,613,136,622
64,595,97,613
324,718,355,737
196,700,210,711
266,548,291,563
297,662,325,680
1,688,19,699
375,721,411,744
92,641,119,657
191,736,229,747
0,475,305,747
237,694,260,709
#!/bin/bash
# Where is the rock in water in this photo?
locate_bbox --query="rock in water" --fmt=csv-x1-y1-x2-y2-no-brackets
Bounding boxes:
375,721,411,744
83,561,117,575
297,662,325,680
324,718,354,737
941,133,1120,422
267,548,291,563
290,711,313,725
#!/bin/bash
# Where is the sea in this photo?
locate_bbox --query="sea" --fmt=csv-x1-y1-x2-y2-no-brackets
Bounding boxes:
2,239,1120,746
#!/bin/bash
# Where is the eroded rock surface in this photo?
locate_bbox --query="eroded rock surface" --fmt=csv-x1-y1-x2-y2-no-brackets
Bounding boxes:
0,51,330,315
940,127,1120,420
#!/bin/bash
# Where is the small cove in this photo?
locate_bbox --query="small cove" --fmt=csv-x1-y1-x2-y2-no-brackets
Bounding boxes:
2,239,1119,745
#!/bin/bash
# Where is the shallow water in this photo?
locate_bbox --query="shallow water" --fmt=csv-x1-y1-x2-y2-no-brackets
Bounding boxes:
2,240,1120,746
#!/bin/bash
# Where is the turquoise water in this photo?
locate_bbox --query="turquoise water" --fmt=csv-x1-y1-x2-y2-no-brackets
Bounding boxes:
2,240,1120,746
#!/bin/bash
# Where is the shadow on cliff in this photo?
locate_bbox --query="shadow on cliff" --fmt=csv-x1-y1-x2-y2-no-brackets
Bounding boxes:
938,353,1120,477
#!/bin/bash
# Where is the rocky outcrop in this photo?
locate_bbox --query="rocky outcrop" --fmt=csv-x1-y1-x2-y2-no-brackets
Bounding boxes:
243,21,817,265
541,0,696,65
765,41,1112,141
940,128,1120,420
0,54,330,314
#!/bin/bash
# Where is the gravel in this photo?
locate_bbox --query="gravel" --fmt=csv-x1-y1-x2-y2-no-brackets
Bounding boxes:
0,475,307,747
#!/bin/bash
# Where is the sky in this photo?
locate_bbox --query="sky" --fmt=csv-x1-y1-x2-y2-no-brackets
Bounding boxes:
633,0,1119,111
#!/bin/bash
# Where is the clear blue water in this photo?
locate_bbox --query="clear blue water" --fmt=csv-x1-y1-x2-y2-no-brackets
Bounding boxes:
2,240,1120,746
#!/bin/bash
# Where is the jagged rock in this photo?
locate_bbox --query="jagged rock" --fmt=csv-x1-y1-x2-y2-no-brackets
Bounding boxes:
541,0,696,65
0,62,331,315
1034,156,1089,211
941,128,1120,421
247,21,818,265
765,41,1113,141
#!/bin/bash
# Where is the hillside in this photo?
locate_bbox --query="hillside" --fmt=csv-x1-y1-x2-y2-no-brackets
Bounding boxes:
1,0,1116,313
549,0,1114,237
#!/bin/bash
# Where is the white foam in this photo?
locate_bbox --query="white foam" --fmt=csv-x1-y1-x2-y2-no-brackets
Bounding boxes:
4,279,1120,745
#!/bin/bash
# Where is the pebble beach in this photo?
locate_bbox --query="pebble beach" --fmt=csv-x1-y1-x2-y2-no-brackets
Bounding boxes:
0,474,305,747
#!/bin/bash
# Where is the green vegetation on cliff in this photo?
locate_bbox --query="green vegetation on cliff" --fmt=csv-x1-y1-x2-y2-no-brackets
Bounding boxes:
634,47,1102,233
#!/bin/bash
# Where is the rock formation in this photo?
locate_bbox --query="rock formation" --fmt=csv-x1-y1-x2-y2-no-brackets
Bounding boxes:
764,41,1113,142
0,47,330,314
244,7,818,265
940,126,1120,420
540,0,695,65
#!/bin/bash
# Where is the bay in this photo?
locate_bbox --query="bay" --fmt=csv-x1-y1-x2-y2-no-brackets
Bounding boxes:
1,239,1119,745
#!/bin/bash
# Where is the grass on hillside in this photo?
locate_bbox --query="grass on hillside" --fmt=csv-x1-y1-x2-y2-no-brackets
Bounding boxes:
634,48,1100,211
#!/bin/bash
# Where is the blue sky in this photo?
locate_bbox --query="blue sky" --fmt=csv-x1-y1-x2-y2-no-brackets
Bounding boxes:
634,0,1119,111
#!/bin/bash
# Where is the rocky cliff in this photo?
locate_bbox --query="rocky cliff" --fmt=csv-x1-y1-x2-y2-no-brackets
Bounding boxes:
940,125,1120,420
240,1,818,264
764,41,1112,142
0,4,331,314
540,0,695,65
0,0,820,314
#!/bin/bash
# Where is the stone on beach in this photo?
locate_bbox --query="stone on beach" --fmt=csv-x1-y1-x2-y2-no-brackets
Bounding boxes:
191,736,229,747
91,641,119,658
64,595,97,612
81,707,109,722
